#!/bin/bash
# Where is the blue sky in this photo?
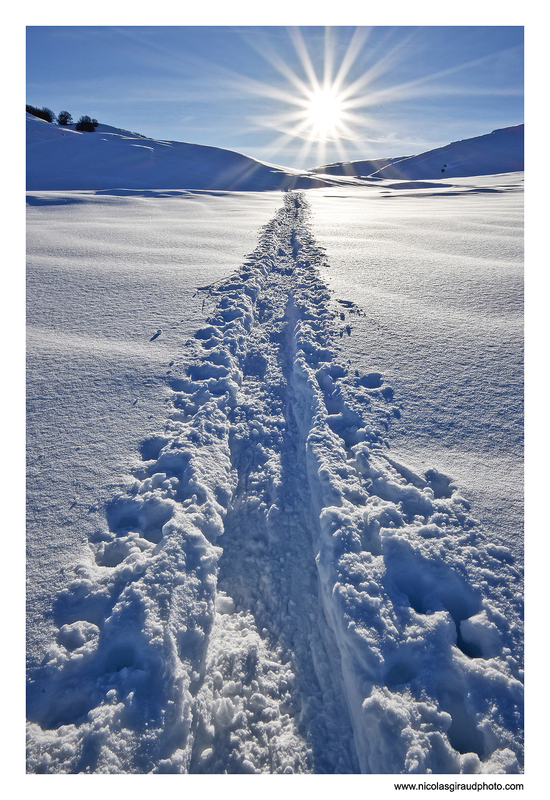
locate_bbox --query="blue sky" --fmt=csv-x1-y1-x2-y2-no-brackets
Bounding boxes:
26,26,523,169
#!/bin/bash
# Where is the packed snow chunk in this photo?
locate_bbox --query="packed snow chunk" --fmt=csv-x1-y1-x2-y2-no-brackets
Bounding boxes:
213,696,238,730
355,449,435,517
57,621,100,653
460,610,504,659
326,408,367,446
95,533,154,568
318,508,364,562
215,592,235,615
481,748,521,774
359,689,458,774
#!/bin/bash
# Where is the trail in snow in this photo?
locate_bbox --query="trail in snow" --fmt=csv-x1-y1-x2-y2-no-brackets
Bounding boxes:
26,194,523,774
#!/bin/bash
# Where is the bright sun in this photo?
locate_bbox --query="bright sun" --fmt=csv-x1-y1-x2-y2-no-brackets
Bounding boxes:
305,87,345,141
238,27,382,166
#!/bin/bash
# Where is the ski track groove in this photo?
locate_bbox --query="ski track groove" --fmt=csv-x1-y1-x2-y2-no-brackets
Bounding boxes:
26,193,523,774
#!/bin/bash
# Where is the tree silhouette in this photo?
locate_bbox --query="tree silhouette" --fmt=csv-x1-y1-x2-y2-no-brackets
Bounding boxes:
75,115,99,132
57,110,73,126
26,105,56,123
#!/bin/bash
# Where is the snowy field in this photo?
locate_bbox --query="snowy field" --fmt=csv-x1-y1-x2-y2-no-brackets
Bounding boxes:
307,177,523,559
26,175,523,774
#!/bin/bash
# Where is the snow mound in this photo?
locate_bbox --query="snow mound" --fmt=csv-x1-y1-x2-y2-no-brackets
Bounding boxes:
26,194,522,774
26,113,332,191
313,125,524,180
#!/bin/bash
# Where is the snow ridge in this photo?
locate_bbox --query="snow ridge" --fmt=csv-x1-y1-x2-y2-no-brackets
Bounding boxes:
26,194,523,774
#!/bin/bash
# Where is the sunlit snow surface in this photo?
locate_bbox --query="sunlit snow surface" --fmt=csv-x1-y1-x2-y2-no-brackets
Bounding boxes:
26,182,523,774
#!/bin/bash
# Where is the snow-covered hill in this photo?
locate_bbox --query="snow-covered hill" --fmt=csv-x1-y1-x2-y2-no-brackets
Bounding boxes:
313,125,524,181
27,113,524,191
313,156,405,178
26,113,334,191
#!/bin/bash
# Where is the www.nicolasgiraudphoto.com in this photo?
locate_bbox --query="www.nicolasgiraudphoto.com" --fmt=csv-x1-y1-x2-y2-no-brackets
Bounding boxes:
393,782,524,792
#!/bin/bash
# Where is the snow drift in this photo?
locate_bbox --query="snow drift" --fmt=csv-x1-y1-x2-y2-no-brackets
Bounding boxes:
26,193,523,774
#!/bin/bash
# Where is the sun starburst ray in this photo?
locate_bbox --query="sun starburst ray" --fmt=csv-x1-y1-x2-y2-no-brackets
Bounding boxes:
323,27,335,90
226,26,520,169
239,32,314,100
288,27,322,93
332,27,372,94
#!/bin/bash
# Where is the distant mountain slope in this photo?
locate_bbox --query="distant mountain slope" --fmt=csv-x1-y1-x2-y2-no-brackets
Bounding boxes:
311,156,404,178
26,114,333,191
313,125,524,180
26,114,524,190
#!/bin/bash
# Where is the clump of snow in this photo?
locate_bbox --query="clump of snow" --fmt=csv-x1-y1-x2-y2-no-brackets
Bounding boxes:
26,193,522,774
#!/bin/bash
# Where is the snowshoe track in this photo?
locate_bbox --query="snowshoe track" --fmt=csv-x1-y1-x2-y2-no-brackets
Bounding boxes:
26,193,523,774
